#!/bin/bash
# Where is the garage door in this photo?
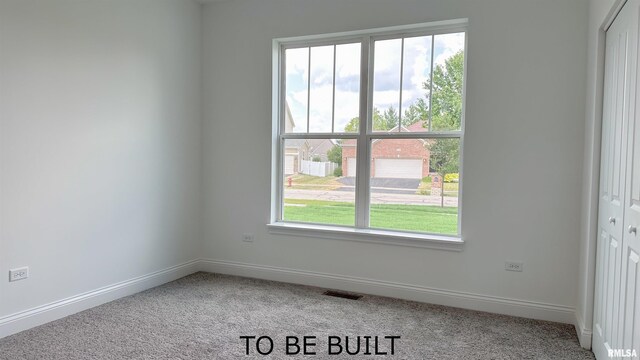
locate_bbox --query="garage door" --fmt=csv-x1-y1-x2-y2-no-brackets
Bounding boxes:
284,155,295,175
374,158,422,179
347,158,356,177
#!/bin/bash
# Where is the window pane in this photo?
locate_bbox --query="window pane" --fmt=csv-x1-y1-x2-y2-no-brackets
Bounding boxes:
431,32,465,131
400,36,432,132
334,43,361,133
369,138,459,235
309,46,334,133
372,39,402,132
283,139,355,226
285,47,309,133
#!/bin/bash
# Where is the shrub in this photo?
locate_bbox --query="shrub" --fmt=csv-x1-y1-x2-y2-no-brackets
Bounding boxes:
422,176,432,183
327,144,342,164
333,167,343,177
444,173,459,183
312,156,322,162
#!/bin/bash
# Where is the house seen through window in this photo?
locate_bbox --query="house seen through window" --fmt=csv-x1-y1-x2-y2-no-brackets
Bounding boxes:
275,23,465,237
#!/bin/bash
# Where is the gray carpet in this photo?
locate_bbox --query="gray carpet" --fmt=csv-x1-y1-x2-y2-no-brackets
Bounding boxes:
0,273,594,359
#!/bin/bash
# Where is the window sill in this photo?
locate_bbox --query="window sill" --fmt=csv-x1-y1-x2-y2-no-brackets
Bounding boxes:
267,222,464,251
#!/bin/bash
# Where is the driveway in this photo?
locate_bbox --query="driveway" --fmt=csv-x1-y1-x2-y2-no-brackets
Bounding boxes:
337,177,421,194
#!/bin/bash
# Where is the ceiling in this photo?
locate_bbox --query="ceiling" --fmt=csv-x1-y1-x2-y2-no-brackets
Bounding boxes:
196,0,233,3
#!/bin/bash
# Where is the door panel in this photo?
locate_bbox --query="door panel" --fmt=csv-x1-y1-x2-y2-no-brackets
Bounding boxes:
374,158,422,179
347,158,356,177
594,231,607,339
604,236,621,350
621,250,638,350
594,0,638,358
601,31,615,203
594,34,618,352
285,155,295,175
611,30,629,205
620,0,640,351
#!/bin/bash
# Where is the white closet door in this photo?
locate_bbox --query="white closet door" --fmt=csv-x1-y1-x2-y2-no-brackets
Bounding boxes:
593,0,638,358
620,6,640,353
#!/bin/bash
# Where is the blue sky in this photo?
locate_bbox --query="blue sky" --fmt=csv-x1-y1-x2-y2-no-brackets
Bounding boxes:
285,32,465,133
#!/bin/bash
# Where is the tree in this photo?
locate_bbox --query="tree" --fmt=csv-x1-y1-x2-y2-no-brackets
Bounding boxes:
344,116,359,133
326,144,342,165
428,138,459,207
425,50,464,131
418,51,464,205
343,51,464,134
344,107,399,132
402,98,427,128
381,107,399,130
402,50,464,131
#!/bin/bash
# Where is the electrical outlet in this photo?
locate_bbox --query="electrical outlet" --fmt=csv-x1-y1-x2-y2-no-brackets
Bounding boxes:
241,233,255,243
9,267,29,282
505,261,523,272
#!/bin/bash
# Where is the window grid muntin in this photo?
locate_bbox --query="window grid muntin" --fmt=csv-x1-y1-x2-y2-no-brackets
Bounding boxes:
286,43,361,135
331,45,337,132
368,134,462,237
282,26,466,136
276,21,466,236
398,38,405,131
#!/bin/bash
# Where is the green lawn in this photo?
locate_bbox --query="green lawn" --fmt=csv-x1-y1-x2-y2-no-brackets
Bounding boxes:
284,199,458,235
285,174,343,190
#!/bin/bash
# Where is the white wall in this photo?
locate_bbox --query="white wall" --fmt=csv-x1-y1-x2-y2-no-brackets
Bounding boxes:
202,0,587,320
0,0,202,318
0,0,593,340
576,0,620,349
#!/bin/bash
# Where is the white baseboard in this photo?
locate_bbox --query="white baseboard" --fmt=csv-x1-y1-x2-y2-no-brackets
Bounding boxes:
0,259,200,339
574,311,593,349
199,259,576,324
0,258,579,340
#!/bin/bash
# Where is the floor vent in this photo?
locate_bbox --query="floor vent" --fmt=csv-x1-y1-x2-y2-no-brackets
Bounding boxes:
323,290,362,300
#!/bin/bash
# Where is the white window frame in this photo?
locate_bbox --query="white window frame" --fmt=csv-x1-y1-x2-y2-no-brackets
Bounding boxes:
269,19,468,251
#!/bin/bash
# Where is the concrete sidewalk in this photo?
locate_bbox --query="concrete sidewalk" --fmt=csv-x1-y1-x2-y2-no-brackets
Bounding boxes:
283,188,458,207
336,177,421,195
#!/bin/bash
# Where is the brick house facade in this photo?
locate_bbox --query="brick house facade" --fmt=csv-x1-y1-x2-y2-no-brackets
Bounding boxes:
341,123,431,179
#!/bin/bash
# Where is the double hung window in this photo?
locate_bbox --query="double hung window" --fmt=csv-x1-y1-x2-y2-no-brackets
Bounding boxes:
272,20,466,241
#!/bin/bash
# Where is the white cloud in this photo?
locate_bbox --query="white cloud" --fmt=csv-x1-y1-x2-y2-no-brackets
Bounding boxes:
374,39,402,72
308,84,333,132
286,48,309,77
336,43,361,78
334,90,360,131
434,32,465,67
290,85,360,133
373,90,400,111
285,32,465,132
403,36,431,108
310,45,334,86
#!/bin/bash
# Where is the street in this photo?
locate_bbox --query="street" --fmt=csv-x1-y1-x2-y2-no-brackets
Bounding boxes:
283,188,458,207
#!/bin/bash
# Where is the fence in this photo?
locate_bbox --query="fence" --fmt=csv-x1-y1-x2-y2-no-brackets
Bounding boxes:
300,160,337,177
